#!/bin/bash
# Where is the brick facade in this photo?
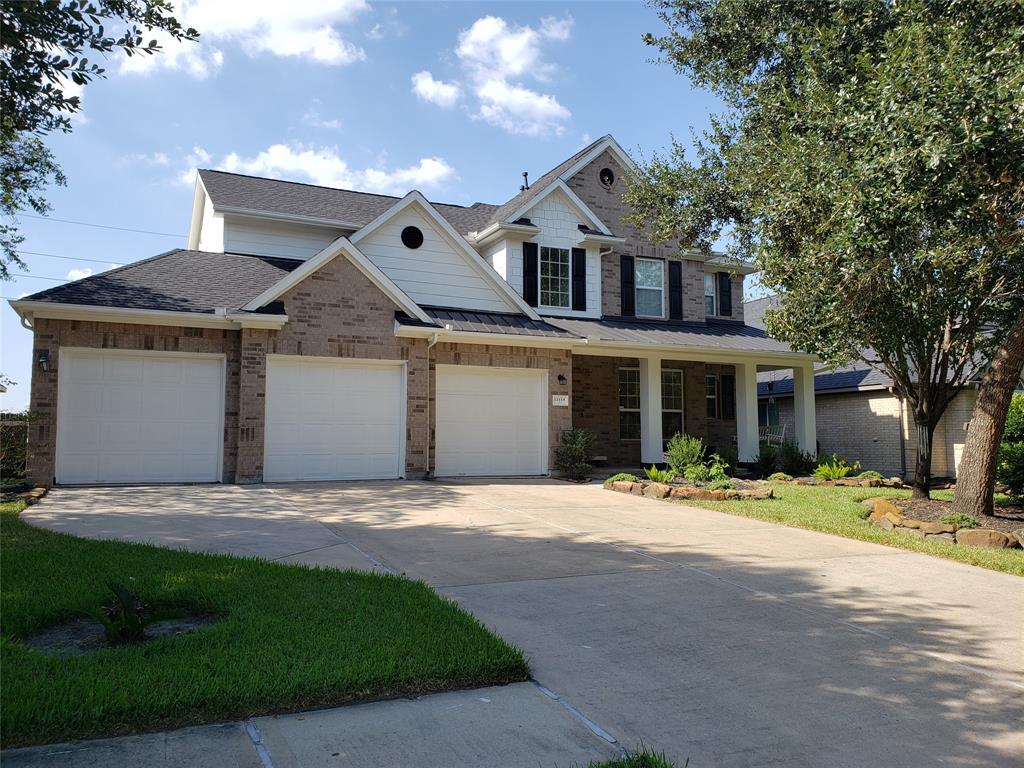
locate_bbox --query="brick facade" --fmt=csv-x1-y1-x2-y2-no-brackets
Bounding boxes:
566,149,744,324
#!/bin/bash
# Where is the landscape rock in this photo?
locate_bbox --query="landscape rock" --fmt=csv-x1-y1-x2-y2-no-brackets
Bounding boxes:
609,481,635,494
1012,529,1024,548
872,498,904,521
834,478,860,487
918,521,956,535
644,482,673,499
926,532,956,542
900,518,921,529
877,517,895,530
859,479,882,488
955,529,1015,548
900,528,926,539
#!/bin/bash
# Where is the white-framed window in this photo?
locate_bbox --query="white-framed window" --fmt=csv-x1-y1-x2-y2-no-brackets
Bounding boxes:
662,369,684,445
705,374,719,419
635,257,664,317
619,367,641,441
540,246,570,308
704,273,717,316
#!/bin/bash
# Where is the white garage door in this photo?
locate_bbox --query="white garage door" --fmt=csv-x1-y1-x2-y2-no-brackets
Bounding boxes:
57,350,224,484
264,356,405,482
435,365,547,477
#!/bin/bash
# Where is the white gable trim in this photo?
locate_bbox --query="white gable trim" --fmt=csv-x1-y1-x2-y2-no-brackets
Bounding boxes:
241,236,433,324
351,191,542,320
509,180,610,235
186,176,210,250
559,135,638,182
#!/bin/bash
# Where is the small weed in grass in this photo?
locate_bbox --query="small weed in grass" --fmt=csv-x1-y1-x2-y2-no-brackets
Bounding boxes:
0,500,528,747
586,748,685,767
939,513,980,529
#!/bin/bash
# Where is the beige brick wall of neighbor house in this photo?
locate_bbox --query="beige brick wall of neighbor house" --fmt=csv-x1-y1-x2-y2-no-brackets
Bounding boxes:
774,387,977,478
431,342,572,472
26,318,242,485
567,148,744,324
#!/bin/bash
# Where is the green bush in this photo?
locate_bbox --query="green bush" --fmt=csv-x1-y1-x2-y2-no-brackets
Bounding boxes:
813,454,860,481
996,441,1024,497
554,429,595,482
939,513,980,529
1003,394,1024,442
707,478,735,490
683,463,710,484
778,441,817,476
855,470,883,480
753,444,778,477
717,445,738,475
665,433,705,473
768,471,793,481
606,472,641,484
645,465,677,483
708,453,730,482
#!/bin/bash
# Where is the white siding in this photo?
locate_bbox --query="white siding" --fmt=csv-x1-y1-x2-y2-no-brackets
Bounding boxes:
223,215,345,260
483,239,508,280
507,189,602,319
197,193,224,252
357,206,516,312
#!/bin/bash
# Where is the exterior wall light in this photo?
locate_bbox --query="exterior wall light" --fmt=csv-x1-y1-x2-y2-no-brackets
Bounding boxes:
557,374,567,385
37,349,49,372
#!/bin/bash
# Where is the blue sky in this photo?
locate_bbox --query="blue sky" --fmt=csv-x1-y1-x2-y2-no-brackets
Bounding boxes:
1,1,725,412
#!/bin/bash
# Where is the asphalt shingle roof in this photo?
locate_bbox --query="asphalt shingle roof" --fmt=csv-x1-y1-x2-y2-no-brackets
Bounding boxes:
401,307,578,338
544,317,799,354
198,170,500,234
22,250,301,313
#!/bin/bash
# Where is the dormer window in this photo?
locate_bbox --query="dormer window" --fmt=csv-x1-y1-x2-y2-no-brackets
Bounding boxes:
539,246,570,308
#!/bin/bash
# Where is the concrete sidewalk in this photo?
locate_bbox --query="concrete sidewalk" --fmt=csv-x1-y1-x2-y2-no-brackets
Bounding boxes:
15,480,1024,767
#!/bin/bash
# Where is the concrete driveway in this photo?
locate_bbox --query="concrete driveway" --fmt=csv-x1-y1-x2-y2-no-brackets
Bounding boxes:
16,480,1024,768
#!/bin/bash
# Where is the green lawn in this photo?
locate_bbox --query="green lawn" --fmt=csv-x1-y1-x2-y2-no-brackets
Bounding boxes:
587,750,682,768
683,484,1023,576
0,500,528,747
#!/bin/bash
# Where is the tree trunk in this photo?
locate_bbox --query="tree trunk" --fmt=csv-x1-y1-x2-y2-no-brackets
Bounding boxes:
912,416,935,499
952,312,1024,517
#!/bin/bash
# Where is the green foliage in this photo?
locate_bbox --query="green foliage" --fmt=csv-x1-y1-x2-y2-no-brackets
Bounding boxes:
554,429,595,482
665,433,705,473
938,513,980,529
716,445,738,475
707,453,729,482
683,463,710,484
707,477,734,491
855,470,883,480
1,1,199,278
813,454,860,481
754,444,778,478
1003,394,1024,443
90,580,182,645
778,442,816,476
996,441,1024,497
768,472,793,482
0,412,31,480
645,465,677,483
606,472,641,484
587,747,685,768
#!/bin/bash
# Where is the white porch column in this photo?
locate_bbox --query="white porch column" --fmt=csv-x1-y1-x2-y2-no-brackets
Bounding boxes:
639,356,663,464
735,362,759,462
793,364,818,456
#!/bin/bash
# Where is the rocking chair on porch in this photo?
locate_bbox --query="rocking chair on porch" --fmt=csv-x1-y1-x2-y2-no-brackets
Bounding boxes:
759,424,787,447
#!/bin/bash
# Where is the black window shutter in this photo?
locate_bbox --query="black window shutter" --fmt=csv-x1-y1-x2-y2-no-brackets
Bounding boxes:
571,248,586,311
720,373,736,420
620,254,635,317
523,242,538,307
717,271,733,317
668,261,683,320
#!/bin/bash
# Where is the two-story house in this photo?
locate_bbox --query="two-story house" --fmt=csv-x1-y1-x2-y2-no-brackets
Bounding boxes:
11,135,817,485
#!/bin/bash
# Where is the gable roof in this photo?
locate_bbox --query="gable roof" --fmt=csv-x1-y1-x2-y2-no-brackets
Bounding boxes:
198,169,500,234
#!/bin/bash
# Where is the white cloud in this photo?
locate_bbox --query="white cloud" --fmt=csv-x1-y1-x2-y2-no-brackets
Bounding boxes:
124,151,171,166
108,263,124,270
301,100,342,130
366,23,385,40
415,14,573,137
177,146,213,186
178,143,456,195
67,268,93,281
411,71,461,109
119,0,368,78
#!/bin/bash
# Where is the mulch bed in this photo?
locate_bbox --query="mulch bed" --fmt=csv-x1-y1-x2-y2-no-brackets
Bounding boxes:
893,498,1024,534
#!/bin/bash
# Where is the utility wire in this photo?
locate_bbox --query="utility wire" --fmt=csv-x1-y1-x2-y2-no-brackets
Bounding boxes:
11,273,68,282
16,213,184,238
17,250,125,265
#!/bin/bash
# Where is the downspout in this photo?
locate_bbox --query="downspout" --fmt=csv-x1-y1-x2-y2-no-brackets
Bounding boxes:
424,332,440,480
894,388,907,480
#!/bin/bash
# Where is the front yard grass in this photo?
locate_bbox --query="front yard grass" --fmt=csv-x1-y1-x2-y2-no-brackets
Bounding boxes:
0,500,528,747
684,485,1023,577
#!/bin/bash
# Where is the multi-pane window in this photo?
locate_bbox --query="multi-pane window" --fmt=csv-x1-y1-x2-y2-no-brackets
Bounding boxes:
540,246,570,308
705,374,719,419
704,273,717,316
759,399,780,427
635,258,664,317
619,368,641,440
662,369,684,444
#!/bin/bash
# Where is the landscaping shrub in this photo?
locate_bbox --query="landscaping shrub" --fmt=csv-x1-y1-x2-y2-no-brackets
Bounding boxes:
717,446,738,475
708,453,730,482
1003,393,1024,442
0,412,30,480
683,463,710,484
606,472,641,484
813,454,860,481
855,470,883,480
665,433,704,473
707,477,735,491
645,465,677,483
996,441,1024,498
753,444,778,477
768,472,793,482
554,429,595,482
778,441,816,476
939,513,980,529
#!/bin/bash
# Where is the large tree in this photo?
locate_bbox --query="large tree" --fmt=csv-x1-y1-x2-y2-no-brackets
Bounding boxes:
0,0,197,279
625,0,1024,499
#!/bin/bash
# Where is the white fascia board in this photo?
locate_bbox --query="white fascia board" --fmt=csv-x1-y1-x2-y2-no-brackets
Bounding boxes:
574,338,819,366
186,177,209,250
578,233,627,248
559,135,639,182
241,235,433,324
217,206,362,232
395,324,578,350
705,258,759,276
507,181,610,235
352,191,543,321
469,222,541,248
8,300,288,330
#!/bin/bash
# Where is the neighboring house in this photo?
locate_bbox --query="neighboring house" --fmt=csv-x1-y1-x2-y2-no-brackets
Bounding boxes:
10,135,817,486
746,296,976,479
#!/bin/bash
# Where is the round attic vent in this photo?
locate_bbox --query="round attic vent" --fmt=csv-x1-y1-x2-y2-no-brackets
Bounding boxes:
599,167,615,188
401,226,424,249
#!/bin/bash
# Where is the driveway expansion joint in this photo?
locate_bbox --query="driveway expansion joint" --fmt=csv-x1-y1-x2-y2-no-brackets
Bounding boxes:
531,680,625,755
244,719,274,768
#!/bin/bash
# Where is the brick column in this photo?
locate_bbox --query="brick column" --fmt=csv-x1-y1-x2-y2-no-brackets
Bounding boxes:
27,319,59,485
236,328,269,483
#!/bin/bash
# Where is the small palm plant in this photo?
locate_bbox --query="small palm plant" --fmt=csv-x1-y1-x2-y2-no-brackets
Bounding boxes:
645,465,677,483
92,581,181,645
